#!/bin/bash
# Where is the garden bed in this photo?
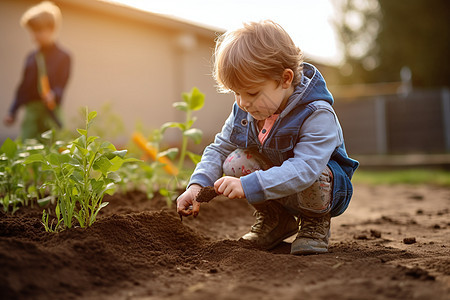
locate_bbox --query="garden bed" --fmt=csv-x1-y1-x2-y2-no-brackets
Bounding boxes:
1,184,449,299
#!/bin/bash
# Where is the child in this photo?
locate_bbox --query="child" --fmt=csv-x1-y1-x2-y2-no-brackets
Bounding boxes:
3,1,71,140
177,20,359,255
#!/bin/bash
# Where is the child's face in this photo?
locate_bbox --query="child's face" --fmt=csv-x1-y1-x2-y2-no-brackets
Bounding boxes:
233,69,294,120
30,28,55,47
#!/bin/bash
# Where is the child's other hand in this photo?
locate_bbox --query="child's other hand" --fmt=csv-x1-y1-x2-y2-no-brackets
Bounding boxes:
214,176,245,199
3,114,15,126
176,184,202,217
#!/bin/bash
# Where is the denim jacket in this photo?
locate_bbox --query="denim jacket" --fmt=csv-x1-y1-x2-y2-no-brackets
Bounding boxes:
190,63,359,217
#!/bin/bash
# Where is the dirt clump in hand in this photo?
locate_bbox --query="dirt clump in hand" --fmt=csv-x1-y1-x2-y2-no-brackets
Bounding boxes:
196,186,219,203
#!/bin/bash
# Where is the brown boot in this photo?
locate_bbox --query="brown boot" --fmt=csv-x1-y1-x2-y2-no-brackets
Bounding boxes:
290,213,331,255
241,201,299,250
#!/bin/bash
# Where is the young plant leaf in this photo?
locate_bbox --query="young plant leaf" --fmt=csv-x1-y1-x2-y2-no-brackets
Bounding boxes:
160,122,185,133
77,129,87,136
74,135,87,149
182,92,190,103
41,130,53,140
70,171,83,183
157,148,179,160
100,141,117,151
102,182,115,195
37,196,52,207
187,87,205,111
87,136,99,145
183,128,203,144
0,138,17,159
111,150,127,158
93,156,113,176
159,188,170,197
108,156,124,172
186,151,202,165
123,157,141,163
46,153,60,166
88,111,97,122
107,172,121,183
173,101,188,112
71,186,79,196
24,153,45,164
186,117,197,129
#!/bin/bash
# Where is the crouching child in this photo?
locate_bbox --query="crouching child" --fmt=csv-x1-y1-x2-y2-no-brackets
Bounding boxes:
177,20,359,255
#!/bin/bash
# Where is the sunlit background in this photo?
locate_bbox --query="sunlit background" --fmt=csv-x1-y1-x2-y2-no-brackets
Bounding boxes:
0,0,449,168
107,0,342,65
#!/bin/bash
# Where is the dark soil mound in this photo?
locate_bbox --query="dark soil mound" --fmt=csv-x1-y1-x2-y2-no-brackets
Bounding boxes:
1,186,449,300
0,208,206,300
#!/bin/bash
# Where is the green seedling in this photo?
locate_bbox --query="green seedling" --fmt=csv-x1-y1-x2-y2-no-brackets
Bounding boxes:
0,138,27,214
157,87,205,205
161,87,204,171
25,107,139,231
116,161,159,199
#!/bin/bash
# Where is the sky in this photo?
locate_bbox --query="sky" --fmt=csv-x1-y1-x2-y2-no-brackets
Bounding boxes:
106,0,342,65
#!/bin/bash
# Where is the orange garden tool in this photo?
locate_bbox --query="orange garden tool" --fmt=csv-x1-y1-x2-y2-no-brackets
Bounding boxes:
132,132,179,176
39,73,55,110
36,52,62,128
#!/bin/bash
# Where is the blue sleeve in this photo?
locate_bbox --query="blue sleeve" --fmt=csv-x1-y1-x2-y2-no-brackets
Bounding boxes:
241,107,341,204
188,105,238,188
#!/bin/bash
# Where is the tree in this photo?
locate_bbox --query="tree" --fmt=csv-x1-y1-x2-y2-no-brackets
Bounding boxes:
333,0,450,87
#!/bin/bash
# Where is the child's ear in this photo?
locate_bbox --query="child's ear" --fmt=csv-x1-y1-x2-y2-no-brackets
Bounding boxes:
281,69,294,89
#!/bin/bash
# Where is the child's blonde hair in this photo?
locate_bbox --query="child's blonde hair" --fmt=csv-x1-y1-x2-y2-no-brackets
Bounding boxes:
214,20,304,93
20,1,61,31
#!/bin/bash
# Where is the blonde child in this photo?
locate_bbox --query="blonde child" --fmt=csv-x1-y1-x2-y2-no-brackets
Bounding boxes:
177,20,359,255
3,1,71,139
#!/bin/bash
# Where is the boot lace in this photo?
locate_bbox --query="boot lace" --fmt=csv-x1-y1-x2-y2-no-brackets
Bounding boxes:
298,215,329,239
251,210,269,233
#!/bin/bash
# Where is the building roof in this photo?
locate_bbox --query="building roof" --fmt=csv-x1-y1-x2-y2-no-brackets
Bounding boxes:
56,0,225,39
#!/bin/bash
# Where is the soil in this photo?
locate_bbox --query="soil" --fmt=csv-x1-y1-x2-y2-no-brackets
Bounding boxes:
195,186,219,203
1,184,449,300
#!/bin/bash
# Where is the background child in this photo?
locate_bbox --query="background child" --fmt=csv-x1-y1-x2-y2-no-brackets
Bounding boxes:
177,20,359,255
3,1,71,140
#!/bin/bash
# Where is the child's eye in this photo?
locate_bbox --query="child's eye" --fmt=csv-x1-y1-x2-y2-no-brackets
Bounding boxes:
247,92,258,97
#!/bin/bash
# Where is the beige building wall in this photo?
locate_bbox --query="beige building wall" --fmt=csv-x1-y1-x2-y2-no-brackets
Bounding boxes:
0,0,232,148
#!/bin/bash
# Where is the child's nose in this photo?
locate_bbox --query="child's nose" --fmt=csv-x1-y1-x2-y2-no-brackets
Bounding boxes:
240,97,251,109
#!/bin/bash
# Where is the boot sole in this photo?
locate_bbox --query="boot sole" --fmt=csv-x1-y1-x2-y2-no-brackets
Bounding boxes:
290,245,328,255
290,236,330,255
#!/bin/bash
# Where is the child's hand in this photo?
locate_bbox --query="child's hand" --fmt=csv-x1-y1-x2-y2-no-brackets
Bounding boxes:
3,114,15,126
214,176,245,199
176,184,202,217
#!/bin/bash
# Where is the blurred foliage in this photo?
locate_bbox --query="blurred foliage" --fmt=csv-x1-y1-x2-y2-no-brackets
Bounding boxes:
333,0,450,87
71,102,125,143
353,169,450,186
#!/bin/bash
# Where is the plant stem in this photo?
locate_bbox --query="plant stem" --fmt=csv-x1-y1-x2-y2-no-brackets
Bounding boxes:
177,109,191,171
